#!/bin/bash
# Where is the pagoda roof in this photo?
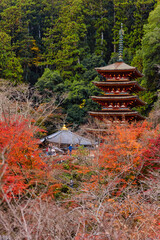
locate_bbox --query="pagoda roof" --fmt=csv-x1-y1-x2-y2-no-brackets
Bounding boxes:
95,61,143,78
93,81,145,92
89,111,145,121
91,95,146,106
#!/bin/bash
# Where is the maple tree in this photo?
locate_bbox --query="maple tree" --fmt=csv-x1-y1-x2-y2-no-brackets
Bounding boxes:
73,121,160,197
0,116,47,198
140,135,160,178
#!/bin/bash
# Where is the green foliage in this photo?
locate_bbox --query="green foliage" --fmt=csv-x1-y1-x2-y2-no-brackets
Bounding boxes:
131,49,143,73
66,104,86,124
112,0,156,57
0,2,40,83
43,0,87,78
81,54,106,73
36,68,64,94
0,31,23,83
63,163,70,170
128,0,156,53
142,2,160,91
136,91,157,116
85,0,109,56
0,0,157,85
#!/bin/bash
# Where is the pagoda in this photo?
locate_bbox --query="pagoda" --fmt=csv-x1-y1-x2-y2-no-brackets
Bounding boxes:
89,24,146,122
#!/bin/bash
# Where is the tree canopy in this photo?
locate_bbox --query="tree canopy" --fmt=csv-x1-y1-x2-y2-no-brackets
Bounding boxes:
142,2,160,91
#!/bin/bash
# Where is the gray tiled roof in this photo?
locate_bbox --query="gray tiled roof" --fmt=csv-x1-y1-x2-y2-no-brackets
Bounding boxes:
41,130,96,145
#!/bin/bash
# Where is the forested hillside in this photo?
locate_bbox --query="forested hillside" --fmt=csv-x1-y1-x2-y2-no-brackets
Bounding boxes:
0,0,159,128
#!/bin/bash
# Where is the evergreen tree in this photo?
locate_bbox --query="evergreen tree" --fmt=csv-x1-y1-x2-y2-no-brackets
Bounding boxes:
36,68,65,100
142,2,160,91
43,0,87,78
112,0,156,60
84,0,109,56
128,0,156,54
0,31,23,83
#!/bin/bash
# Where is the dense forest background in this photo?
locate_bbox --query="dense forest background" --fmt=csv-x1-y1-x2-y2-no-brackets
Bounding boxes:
0,0,160,131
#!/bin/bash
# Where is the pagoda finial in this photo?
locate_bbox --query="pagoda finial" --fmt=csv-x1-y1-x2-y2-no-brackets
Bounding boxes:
118,23,124,62
61,124,68,130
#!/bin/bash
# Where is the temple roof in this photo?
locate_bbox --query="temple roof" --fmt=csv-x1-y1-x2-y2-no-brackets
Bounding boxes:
95,61,143,78
40,129,96,145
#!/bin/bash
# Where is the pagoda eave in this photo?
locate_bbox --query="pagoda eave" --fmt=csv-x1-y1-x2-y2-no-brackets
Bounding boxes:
95,61,143,78
96,69,141,75
101,108,131,112
89,111,145,121
93,81,145,92
91,96,146,106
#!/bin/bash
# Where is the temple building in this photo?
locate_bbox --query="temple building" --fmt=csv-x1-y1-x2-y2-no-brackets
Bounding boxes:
89,24,146,122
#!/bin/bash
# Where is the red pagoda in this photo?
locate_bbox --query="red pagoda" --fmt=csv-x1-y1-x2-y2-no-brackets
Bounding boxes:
89,24,146,122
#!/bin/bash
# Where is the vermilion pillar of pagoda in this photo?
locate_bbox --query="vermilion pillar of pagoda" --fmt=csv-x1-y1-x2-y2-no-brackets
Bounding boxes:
89,24,146,122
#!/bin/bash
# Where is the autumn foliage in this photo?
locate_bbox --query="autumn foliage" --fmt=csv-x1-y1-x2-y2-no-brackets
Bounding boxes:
0,118,159,239
0,116,46,197
77,121,160,196
140,135,160,177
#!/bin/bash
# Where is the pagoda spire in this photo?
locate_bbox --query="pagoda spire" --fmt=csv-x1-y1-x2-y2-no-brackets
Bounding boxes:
118,23,124,62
